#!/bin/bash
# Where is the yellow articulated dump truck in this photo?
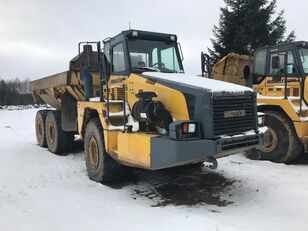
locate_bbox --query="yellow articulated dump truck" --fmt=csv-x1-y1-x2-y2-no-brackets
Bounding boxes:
201,41,308,163
31,30,268,183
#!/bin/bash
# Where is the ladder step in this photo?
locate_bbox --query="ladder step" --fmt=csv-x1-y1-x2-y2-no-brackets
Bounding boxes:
107,115,139,132
109,111,125,117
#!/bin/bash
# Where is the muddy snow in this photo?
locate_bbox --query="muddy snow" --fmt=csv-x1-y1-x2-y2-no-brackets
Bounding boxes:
1,109,308,231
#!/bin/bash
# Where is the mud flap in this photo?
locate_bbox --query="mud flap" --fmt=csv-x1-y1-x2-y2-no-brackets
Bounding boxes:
61,92,77,132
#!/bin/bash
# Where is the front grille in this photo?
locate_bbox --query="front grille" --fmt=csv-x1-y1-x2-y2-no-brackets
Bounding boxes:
213,94,257,136
221,135,260,151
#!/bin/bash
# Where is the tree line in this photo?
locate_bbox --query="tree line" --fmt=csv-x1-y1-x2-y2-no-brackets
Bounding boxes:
0,78,34,106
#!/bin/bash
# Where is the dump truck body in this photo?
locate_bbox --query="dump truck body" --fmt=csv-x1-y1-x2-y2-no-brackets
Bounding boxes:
31,30,268,182
202,41,308,163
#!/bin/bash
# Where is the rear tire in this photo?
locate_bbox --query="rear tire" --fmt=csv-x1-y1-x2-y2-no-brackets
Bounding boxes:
35,110,49,147
45,110,74,154
84,118,126,183
245,110,303,163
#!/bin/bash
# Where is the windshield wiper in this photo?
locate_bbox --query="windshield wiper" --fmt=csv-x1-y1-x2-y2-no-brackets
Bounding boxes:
133,66,160,72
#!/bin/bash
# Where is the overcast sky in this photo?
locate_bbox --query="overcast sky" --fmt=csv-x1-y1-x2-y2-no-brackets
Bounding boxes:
0,0,307,80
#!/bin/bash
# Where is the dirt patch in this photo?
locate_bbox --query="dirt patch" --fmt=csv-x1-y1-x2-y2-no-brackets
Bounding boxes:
107,165,236,207
69,142,236,207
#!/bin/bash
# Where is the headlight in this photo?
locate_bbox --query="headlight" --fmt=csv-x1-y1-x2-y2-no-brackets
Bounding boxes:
170,35,177,41
131,30,139,37
258,112,266,126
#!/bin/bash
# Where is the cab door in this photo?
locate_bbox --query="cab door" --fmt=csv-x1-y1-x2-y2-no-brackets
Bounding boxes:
267,45,300,97
108,42,129,101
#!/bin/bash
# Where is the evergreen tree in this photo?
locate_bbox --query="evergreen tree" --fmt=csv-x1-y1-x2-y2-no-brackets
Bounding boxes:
209,0,295,63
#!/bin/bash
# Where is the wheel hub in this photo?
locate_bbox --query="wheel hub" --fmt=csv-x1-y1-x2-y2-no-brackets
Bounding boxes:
88,137,99,170
48,122,55,144
259,127,278,153
36,120,43,139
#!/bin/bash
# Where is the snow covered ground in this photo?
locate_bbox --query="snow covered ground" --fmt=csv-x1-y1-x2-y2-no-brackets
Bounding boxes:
1,109,308,231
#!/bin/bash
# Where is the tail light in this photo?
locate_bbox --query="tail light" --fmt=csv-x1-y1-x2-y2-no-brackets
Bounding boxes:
182,123,196,134
169,121,201,140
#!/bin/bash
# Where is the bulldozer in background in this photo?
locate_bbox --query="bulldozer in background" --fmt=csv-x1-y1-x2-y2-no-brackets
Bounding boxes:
30,30,268,183
201,41,308,163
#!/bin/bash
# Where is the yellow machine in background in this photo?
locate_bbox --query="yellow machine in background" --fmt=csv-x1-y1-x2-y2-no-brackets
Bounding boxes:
202,41,308,163
31,30,268,183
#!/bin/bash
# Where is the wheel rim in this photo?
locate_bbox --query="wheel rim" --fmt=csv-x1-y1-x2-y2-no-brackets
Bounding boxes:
88,136,99,170
259,127,278,153
36,119,43,139
48,122,55,144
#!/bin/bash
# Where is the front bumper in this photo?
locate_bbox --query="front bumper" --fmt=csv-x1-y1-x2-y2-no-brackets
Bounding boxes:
150,126,269,170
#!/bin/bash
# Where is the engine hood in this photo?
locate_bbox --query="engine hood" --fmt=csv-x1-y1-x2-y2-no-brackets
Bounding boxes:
140,72,256,139
142,72,252,93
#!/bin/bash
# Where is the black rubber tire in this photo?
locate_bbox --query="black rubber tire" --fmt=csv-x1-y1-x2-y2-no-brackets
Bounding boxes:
84,118,126,183
245,110,303,163
45,110,74,154
35,110,49,147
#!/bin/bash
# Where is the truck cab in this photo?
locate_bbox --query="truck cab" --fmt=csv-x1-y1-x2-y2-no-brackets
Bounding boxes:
104,30,184,75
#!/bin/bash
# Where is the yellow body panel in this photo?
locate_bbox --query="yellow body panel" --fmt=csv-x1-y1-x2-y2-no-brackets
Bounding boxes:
253,77,301,97
76,73,189,169
254,78,308,141
127,74,190,120
117,133,157,169
77,101,120,155
294,122,308,142
256,97,300,121
77,101,107,135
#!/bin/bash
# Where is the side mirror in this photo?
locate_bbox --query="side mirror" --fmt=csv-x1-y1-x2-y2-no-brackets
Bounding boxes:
201,52,212,78
271,56,280,69
287,63,297,75
201,52,205,77
177,43,184,61
102,53,111,81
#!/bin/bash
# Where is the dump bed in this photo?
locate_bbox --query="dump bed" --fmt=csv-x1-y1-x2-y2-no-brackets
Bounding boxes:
30,50,101,109
212,53,251,86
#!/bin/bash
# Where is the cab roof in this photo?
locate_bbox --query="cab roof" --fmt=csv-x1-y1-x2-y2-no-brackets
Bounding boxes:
255,41,308,51
104,29,177,44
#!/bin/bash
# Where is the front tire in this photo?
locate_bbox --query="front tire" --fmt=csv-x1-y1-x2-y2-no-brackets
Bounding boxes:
84,118,126,183
245,111,303,163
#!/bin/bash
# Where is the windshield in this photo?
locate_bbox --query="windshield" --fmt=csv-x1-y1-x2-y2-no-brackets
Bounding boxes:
299,47,308,74
127,39,183,73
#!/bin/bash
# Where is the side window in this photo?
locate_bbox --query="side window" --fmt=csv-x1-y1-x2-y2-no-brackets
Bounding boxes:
253,49,267,83
299,48,308,72
152,48,158,65
104,42,111,63
112,43,126,73
130,53,149,69
161,47,180,71
269,53,285,76
269,51,295,76
287,51,296,75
